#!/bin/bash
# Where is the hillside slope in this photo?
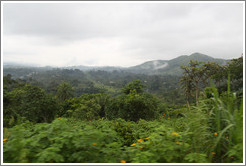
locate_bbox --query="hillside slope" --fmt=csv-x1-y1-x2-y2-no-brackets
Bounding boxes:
127,52,227,75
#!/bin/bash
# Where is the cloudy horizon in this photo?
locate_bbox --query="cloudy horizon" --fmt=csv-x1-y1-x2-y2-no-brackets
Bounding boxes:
2,2,244,67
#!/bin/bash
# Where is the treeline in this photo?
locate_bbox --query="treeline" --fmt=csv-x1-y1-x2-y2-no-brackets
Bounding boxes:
3,78,168,127
4,67,185,104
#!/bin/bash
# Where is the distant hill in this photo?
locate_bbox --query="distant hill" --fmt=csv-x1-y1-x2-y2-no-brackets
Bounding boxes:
63,65,126,72
3,62,41,68
3,52,229,77
127,52,228,75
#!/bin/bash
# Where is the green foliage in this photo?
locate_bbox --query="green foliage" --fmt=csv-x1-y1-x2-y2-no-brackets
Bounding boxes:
3,95,243,164
111,118,135,146
4,67,185,105
106,89,159,121
3,74,24,91
184,106,212,156
65,93,110,120
165,107,186,118
227,56,243,81
184,153,208,163
121,79,145,94
2,118,190,163
125,124,192,163
66,95,101,120
3,84,59,126
3,118,122,163
187,82,243,163
180,57,243,107
180,60,204,106
226,56,243,92
56,82,74,102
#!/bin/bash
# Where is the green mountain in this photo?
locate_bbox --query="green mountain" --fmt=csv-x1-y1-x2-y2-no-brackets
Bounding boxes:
127,52,228,75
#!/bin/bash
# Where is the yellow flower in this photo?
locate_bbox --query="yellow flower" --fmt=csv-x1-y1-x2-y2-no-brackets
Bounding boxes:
130,143,136,147
3,138,8,142
136,142,140,144
92,143,97,145
226,136,229,139
138,139,143,142
145,137,150,140
214,133,218,136
211,152,216,155
57,117,61,119
171,132,179,136
121,160,126,163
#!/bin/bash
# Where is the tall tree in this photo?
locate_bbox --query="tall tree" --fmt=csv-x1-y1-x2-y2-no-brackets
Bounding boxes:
121,79,145,95
226,56,243,92
202,62,220,87
56,82,74,102
180,73,194,108
180,60,203,106
7,84,59,124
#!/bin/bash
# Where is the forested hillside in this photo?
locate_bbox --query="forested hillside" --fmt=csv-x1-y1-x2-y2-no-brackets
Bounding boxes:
2,56,243,163
127,53,227,75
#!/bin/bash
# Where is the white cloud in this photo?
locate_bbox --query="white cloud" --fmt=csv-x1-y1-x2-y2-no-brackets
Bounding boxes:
2,2,244,67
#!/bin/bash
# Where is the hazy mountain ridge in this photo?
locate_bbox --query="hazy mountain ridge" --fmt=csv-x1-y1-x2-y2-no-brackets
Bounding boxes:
3,52,229,77
126,52,228,75
63,65,126,72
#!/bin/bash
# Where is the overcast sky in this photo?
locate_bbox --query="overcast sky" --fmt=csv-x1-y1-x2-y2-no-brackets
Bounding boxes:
2,2,244,67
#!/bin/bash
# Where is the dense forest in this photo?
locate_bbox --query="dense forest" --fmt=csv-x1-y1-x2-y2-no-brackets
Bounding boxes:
2,56,243,163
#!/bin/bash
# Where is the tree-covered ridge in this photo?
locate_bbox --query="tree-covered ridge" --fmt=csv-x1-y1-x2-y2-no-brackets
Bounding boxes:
3,52,228,77
2,56,243,163
128,52,227,75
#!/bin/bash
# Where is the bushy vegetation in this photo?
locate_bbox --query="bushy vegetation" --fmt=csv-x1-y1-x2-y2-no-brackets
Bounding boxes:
2,57,243,163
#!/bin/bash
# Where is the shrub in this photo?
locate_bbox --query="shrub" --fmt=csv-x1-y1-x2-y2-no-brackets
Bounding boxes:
3,118,123,163
106,90,159,121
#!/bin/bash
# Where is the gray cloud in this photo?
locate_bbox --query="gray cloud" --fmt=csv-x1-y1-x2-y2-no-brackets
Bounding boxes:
2,2,244,67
